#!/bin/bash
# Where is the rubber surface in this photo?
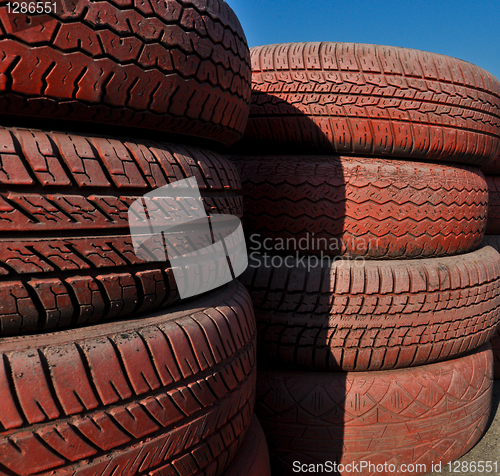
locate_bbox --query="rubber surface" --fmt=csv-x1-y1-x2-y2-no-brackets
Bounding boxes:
0,280,256,476
480,236,500,379
479,152,500,174
240,246,500,371
486,175,500,234
0,0,251,146
240,42,500,166
231,155,487,258
480,235,500,250
222,415,271,476
0,126,243,336
255,343,493,476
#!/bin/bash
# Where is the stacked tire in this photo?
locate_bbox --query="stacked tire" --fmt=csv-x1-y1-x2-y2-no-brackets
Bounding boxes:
229,42,500,475
481,176,500,378
0,2,268,475
221,415,271,476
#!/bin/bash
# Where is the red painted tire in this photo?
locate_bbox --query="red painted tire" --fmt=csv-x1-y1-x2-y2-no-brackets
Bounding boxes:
486,176,500,233
231,155,487,258
222,415,271,476
0,281,256,476
255,344,493,476
240,42,500,166
0,126,243,336
0,0,251,146
480,236,500,379
240,246,500,371
480,153,500,174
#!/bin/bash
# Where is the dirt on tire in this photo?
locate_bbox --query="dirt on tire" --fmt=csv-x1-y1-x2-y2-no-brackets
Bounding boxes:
0,281,256,476
0,126,243,336
240,42,500,166
240,246,500,371
231,155,487,259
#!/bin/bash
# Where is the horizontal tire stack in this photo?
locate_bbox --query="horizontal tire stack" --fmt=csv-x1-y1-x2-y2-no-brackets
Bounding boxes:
0,282,257,476
0,127,244,336
0,2,268,475
482,176,500,378
230,41,500,475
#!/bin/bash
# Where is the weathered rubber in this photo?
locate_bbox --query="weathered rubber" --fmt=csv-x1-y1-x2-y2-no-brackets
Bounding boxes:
480,236,500,379
0,0,251,146
222,415,271,476
486,175,500,234
231,155,487,258
255,344,493,476
240,246,500,371
241,42,500,166
0,280,256,476
0,126,243,336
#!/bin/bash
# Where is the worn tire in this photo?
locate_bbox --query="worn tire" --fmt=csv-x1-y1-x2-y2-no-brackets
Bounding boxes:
255,344,493,476
0,280,256,476
486,176,500,233
222,415,271,476
240,246,500,371
0,0,251,146
480,235,500,379
231,155,487,258
0,126,243,336
240,42,500,166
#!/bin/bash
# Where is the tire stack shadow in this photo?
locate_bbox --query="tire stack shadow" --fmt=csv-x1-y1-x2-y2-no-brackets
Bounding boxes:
227,41,500,476
229,92,349,474
481,175,500,379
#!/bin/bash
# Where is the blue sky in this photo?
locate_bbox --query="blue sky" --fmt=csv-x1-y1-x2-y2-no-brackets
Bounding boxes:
229,0,500,80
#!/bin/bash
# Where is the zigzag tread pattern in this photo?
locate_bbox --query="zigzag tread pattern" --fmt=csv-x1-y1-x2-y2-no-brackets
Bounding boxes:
0,126,243,335
255,344,493,476
0,0,251,145
0,281,257,476
239,246,500,371
242,42,500,165
231,155,487,258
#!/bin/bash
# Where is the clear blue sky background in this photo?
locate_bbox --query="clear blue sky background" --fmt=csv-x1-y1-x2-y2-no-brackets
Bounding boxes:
229,0,500,80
